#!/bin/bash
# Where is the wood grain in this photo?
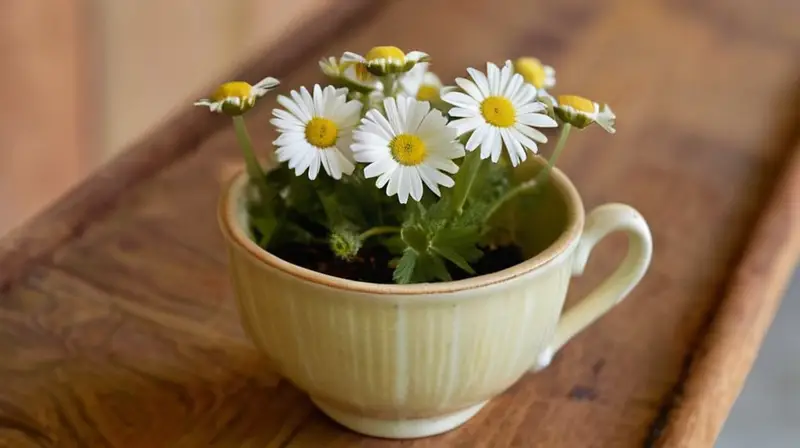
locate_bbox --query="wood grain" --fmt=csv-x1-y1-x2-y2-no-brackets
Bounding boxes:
0,0,799,446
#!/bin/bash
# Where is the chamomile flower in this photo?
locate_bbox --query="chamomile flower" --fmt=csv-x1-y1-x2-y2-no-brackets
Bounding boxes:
554,95,616,134
513,57,556,92
271,84,362,180
398,63,452,102
352,97,465,204
319,56,381,92
442,62,558,166
194,77,279,115
341,46,429,76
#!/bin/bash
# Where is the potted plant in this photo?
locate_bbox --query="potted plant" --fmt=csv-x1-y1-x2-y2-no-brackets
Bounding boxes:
197,47,652,439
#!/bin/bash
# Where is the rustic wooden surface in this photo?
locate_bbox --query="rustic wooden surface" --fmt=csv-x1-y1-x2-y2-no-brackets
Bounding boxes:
1,0,799,447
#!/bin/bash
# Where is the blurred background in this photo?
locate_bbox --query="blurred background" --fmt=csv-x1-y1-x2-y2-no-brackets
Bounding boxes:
0,0,330,235
0,1,797,446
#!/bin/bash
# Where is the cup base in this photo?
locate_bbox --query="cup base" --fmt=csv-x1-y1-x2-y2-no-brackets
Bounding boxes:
311,398,489,439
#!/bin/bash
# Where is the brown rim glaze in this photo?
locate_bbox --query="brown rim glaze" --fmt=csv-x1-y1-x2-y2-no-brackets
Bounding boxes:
218,159,585,295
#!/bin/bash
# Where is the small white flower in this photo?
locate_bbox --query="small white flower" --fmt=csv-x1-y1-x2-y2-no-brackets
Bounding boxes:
341,46,429,76
271,84,362,180
398,63,453,101
319,56,381,92
352,97,465,204
554,95,616,134
194,77,279,115
442,62,558,166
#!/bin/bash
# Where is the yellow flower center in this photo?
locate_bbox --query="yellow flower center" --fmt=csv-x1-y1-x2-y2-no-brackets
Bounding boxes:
210,81,253,102
514,58,547,89
481,96,516,127
416,84,439,101
305,117,338,148
365,46,405,63
558,95,595,114
390,134,427,166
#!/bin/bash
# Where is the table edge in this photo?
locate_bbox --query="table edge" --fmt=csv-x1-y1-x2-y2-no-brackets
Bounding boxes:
652,121,800,444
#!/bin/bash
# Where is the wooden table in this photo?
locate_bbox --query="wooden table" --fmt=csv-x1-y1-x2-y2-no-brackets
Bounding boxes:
2,1,799,446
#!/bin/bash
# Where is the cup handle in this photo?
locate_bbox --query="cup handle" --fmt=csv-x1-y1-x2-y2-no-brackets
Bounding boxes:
531,203,653,371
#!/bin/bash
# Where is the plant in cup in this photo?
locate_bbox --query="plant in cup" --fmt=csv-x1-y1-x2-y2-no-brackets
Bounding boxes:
195,47,616,285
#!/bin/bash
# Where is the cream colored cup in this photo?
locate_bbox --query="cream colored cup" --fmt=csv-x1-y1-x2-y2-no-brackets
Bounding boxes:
218,159,652,439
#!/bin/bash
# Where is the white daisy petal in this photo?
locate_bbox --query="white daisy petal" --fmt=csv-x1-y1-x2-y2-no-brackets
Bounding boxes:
294,88,314,116
441,92,480,109
503,73,524,99
500,128,520,166
270,118,304,132
312,84,325,115
447,117,485,136
455,78,485,102
376,168,395,188
364,157,398,178
481,127,499,160
498,63,513,95
517,113,556,128
409,168,424,202
383,98,402,129
417,166,442,196
466,124,488,152
506,127,528,163
467,67,491,97
420,164,454,188
307,152,321,180
365,109,396,138
341,51,366,64
425,156,460,174
448,107,478,118
511,125,544,151
511,84,538,107
517,102,547,115
405,51,428,63
320,148,334,178
487,62,501,93
277,94,310,121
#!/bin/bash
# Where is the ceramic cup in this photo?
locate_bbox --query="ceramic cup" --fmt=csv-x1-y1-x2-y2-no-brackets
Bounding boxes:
218,159,652,439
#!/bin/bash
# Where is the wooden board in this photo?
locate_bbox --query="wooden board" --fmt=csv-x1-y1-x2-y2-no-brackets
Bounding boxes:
1,0,799,446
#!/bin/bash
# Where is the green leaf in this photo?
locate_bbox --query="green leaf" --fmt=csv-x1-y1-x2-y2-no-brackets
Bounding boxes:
401,226,428,253
393,249,418,284
450,149,483,215
431,225,482,274
422,253,452,282
251,213,278,247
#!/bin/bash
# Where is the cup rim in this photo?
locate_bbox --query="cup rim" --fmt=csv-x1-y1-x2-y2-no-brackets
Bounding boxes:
218,159,585,295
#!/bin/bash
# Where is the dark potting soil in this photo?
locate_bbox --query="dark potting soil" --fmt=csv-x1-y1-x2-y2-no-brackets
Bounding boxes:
270,243,526,284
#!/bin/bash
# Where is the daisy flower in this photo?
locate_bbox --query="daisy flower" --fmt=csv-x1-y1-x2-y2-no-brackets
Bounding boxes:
319,56,381,92
194,76,279,115
513,57,556,92
442,62,558,166
271,84,363,180
341,46,429,76
398,63,453,102
554,95,616,134
352,97,465,204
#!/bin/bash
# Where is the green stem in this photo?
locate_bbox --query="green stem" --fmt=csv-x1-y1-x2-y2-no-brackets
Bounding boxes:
359,226,401,241
232,115,270,196
380,75,397,97
482,124,573,224
451,149,483,216
533,123,572,187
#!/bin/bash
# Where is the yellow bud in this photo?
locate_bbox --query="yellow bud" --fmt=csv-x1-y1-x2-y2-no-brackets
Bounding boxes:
365,46,406,62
